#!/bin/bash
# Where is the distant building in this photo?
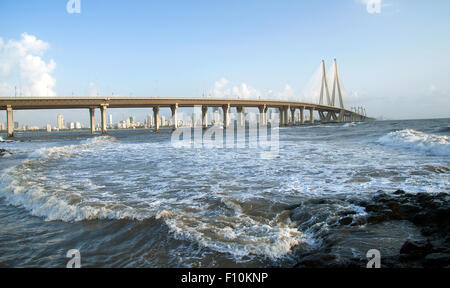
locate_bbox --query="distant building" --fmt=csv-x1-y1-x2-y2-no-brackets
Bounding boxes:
14,122,19,129
46,124,52,132
214,110,220,124
146,115,153,128
57,114,64,129
109,114,113,126
69,122,75,129
75,122,82,129
0,123,5,131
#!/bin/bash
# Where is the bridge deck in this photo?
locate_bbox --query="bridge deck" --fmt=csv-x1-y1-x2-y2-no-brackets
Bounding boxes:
1,97,352,113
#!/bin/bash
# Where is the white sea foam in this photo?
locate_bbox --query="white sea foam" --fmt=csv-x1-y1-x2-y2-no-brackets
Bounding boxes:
377,129,450,157
157,208,306,260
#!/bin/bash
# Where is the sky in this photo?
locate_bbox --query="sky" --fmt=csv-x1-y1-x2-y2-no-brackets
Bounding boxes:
0,0,449,126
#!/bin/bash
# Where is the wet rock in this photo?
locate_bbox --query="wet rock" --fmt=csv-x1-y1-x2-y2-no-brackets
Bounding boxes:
337,210,357,216
292,190,450,268
0,148,11,157
294,253,337,268
393,189,406,195
339,216,353,225
397,204,421,215
400,240,433,257
424,253,450,267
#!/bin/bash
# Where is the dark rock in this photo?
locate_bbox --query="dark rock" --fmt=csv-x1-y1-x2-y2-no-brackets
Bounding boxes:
365,204,384,213
294,253,337,268
337,210,357,216
412,212,431,226
397,204,421,215
367,209,393,224
400,240,433,257
424,253,450,268
339,216,353,225
394,189,406,195
421,226,439,236
0,148,11,157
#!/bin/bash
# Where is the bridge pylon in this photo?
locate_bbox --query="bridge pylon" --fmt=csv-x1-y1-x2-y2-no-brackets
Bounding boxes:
331,59,344,109
319,60,331,106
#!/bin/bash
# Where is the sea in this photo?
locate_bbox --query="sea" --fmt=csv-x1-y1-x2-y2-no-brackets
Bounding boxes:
0,118,449,267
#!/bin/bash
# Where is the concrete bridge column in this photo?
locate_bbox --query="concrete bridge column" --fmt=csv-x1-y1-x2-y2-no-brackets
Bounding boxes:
100,105,107,134
171,104,178,130
290,107,296,126
89,107,95,134
236,106,244,127
264,106,268,125
309,108,315,124
6,105,13,138
222,104,230,129
284,107,289,126
278,107,284,126
202,105,208,129
153,106,160,132
258,105,266,126
338,109,345,123
300,107,305,125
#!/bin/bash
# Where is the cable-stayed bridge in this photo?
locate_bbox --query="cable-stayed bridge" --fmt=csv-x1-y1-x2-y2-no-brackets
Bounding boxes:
0,60,374,137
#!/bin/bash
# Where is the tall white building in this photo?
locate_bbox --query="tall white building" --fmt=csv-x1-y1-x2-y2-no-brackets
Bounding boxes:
57,114,64,130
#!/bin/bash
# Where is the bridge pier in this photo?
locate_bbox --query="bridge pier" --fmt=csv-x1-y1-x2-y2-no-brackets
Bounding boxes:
222,104,230,129
236,106,244,127
6,105,13,138
300,107,305,125
290,107,296,126
171,104,178,130
89,108,95,134
278,108,283,126
153,106,160,132
309,108,315,124
338,109,345,123
202,105,208,129
258,105,266,126
280,107,288,126
264,106,268,125
101,105,107,134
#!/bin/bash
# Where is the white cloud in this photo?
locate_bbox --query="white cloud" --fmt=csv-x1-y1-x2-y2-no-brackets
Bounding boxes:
88,82,99,96
275,84,294,100
212,77,262,99
211,78,300,101
0,33,56,96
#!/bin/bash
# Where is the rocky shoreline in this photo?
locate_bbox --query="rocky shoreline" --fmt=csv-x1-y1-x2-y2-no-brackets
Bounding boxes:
290,190,450,268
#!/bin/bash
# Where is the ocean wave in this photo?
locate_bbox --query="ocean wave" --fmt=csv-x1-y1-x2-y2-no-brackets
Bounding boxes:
377,129,450,156
156,208,306,260
29,135,117,159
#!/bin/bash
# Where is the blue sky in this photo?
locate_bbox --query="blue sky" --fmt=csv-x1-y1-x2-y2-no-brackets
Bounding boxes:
1,0,450,126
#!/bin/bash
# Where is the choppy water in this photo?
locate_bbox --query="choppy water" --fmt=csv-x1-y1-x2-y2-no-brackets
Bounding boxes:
0,119,449,267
